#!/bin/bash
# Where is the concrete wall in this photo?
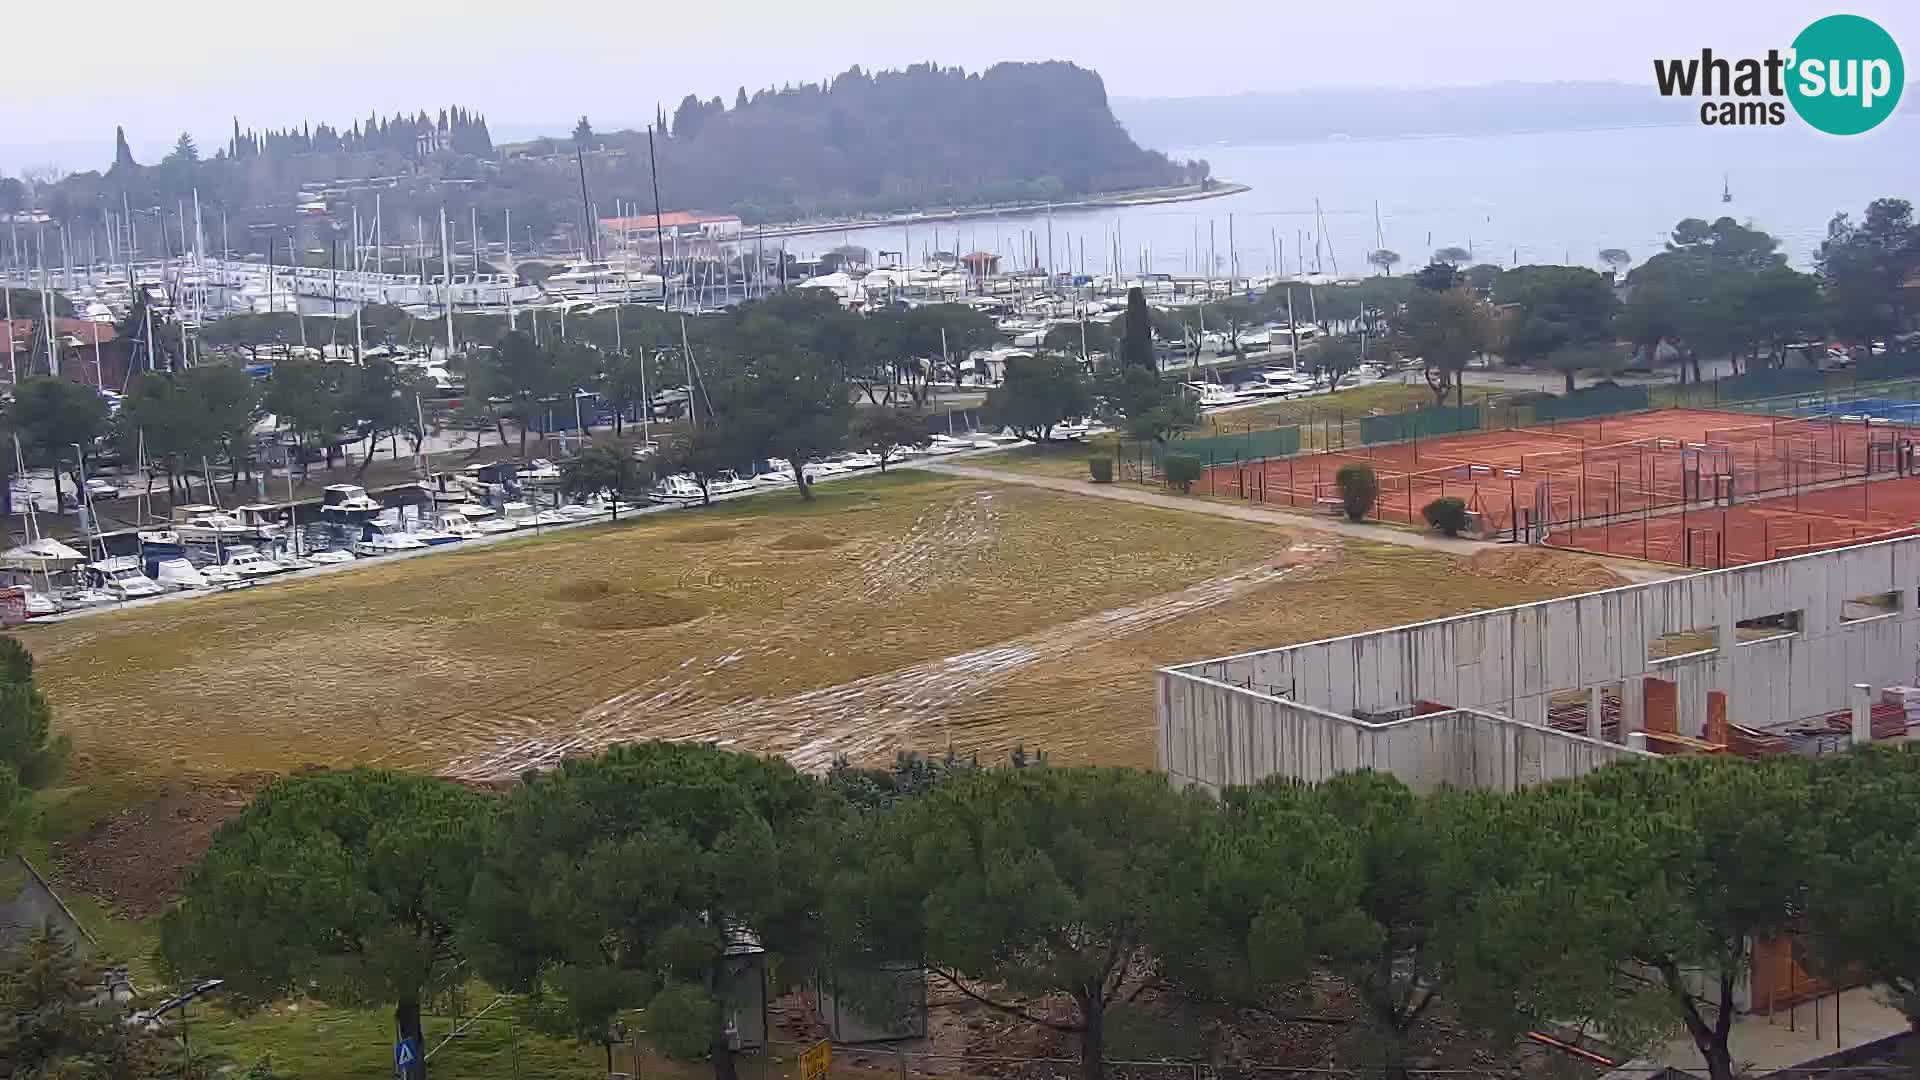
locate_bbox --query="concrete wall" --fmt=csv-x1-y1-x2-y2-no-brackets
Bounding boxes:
1170,535,1920,744
1158,668,1639,793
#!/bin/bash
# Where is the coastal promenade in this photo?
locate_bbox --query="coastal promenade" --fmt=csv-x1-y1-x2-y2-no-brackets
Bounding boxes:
744,181,1252,241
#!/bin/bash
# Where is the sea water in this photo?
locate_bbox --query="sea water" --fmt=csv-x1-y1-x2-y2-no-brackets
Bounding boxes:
792,116,1919,276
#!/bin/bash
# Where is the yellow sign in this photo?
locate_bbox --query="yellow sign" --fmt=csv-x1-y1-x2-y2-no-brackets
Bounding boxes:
800,1040,831,1080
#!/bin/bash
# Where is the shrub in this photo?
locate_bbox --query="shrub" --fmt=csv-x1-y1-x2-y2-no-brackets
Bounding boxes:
1088,456,1114,483
1334,463,1378,522
1423,496,1469,536
1162,453,1203,493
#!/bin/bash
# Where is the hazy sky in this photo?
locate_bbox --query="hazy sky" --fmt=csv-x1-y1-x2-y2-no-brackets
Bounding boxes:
3,0,1914,171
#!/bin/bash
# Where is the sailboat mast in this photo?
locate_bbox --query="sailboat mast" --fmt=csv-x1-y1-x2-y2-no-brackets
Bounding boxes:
3,271,13,386
680,315,696,427
440,208,454,358
647,125,668,312
352,205,365,359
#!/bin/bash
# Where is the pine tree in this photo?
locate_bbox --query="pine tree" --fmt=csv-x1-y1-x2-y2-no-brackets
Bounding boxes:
163,131,198,165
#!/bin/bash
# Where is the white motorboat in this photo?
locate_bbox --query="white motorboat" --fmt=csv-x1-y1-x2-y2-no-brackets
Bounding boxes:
566,497,645,518
85,556,165,600
198,563,253,588
530,508,571,527
231,504,287,540
223,549,290,579
59,587,117,609
172,505,254,545
707,471,757,497
519,459,563,486
923,435,972,455
403,512,465,544
273,551,318,571
649,475,708,505
308,549,356,565
434,513,485,538
320,484,382,523
353,521,429,555
1185,382,1249,408
152,558,210,591
806,459,850,477
832,451,882,470
540,262,665,300
479,503,533,534
12,584,62,617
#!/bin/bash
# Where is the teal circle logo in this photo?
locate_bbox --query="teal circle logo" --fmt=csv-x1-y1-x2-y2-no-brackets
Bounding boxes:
1787,14,1904,135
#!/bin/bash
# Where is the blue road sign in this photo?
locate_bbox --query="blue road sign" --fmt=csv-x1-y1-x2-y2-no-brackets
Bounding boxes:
395,1037,418,1071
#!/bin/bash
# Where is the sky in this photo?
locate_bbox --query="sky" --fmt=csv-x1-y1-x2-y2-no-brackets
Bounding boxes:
3,0,1915,172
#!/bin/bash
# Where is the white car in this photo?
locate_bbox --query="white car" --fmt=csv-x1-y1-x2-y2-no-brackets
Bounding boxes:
84,478,120,500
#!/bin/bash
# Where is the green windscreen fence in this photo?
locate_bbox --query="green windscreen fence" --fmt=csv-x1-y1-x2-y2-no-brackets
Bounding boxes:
1857,350,1920,383
1714,368,1830,403
1358,404,1483,445
1531,385,1651,423
1153,426,1302,465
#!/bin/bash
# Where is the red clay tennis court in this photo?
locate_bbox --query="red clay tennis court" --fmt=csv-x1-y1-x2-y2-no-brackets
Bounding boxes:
1196,408,1920,568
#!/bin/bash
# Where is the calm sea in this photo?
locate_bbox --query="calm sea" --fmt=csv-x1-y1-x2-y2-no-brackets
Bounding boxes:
786,117,1920,277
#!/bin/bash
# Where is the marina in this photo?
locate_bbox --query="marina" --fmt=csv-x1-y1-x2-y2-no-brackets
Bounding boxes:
0,429,1044,622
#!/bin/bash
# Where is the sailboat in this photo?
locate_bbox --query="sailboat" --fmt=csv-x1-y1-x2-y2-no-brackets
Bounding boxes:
1722,175,1733,203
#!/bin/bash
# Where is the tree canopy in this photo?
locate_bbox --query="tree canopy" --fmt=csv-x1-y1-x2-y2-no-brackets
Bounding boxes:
849,408,931,470
1399,288,1496,404
983,354,1093,442
466,743,836,1079
841,767,1212,1080
0,925,189,1079
161,769,493,1080
1818,197,1920,347
1120,287,1157,371
1621,215,1822,380
561,437,647,517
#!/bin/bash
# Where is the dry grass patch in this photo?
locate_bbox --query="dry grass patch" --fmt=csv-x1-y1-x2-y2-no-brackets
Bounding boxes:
23,474,1292,782
566,588,707,631
665,523,741,543
546,579,620,603
768,530,841,551
928,541,1616,769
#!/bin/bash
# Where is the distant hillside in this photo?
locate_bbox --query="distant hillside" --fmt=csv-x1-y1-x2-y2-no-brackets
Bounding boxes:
564,61,1206,222
1112,82,1696,147
10,62,1203,245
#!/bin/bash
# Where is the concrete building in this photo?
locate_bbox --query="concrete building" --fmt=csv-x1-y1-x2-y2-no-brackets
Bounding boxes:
1158,533,1920,793
600,211,743,252
1,319,132,389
